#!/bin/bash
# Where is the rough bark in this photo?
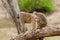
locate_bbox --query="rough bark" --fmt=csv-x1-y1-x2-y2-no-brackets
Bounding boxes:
1,0,24,34
12,25,60,40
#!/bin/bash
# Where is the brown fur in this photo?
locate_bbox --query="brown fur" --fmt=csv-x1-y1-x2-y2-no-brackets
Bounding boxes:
33,12,47,29
19,12,36,32
18,12,47,32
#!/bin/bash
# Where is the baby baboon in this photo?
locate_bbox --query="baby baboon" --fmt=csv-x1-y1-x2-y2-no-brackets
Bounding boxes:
33,12,47,40
33,12,47,29
18,12,47,32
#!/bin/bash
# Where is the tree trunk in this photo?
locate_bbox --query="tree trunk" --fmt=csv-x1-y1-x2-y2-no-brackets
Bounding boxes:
1,0,23,34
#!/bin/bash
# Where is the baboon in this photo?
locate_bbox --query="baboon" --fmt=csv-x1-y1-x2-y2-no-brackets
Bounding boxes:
33,12,47,40
18,12,36,32
18,12,47,33
33,12,47,29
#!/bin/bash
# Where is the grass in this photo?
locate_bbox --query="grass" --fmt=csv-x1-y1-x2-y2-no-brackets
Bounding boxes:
0,17,15,28
44,36,60,40
0,31,8,40
0,28,17,40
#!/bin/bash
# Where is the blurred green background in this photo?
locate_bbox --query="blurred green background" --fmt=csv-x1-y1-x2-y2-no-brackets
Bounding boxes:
18,0,54,13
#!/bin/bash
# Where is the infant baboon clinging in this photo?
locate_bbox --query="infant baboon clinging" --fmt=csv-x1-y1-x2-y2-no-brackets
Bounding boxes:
33,12,47,29
18,12,47,32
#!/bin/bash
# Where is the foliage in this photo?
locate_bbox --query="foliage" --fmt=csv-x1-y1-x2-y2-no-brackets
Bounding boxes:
18,0,54,13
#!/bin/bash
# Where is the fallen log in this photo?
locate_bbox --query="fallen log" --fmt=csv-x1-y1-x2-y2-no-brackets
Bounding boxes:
12,25,60,40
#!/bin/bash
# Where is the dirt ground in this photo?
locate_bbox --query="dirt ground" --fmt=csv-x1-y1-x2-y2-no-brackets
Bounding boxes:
0,0,60,40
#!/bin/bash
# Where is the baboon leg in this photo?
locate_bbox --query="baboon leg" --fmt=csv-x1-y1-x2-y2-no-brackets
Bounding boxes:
31,18,36,30
20,17,27,33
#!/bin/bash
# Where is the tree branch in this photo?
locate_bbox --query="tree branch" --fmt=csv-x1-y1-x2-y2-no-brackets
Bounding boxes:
12,25,60,40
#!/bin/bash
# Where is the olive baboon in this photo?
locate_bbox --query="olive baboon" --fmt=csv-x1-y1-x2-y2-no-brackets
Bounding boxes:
33,12,47,29
33,12,47,40
18,12,47,32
